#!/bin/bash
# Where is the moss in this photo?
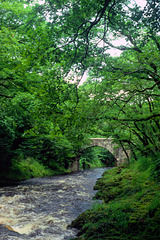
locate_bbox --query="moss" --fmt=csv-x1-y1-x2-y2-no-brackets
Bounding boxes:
70,165,160,240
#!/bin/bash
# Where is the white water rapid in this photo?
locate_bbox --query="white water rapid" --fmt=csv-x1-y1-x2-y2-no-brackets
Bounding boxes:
0,168,108,240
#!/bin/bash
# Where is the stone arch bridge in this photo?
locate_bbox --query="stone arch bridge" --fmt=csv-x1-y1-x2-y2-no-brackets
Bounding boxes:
89,138,130,164
70,138,130,171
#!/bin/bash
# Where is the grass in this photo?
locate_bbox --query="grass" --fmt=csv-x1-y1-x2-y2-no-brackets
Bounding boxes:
70,164,160,240
0,157,70,186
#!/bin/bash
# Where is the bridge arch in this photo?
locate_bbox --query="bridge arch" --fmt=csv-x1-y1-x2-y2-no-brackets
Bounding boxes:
88,138,130,166
69,138,130,172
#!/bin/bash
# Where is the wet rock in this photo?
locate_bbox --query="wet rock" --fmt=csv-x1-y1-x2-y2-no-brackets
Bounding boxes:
0,224,23,237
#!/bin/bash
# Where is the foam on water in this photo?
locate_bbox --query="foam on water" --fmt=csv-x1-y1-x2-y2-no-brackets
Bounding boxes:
0,168,108,239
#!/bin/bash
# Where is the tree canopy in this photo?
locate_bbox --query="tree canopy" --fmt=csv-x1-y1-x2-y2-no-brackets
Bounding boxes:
0,0,159,181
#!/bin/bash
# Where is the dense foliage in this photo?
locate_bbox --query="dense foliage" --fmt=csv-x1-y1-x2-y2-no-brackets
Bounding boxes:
70,165,160,240
0,0,159,238
79,147,116,169
0,0,159,183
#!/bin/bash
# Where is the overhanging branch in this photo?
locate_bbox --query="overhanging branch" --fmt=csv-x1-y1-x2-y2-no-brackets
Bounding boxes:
94,113,160,122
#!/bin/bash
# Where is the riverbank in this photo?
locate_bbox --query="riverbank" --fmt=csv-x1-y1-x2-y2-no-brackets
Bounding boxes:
0,157,71,187
70,164,160,240
0,154,107,187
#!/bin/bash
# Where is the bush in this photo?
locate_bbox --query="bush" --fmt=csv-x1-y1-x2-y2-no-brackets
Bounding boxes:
0,119,15,172
151,157,160,181
7,157,54,182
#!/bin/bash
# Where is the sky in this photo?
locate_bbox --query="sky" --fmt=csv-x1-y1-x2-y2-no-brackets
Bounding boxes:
79,0,147,84
37,0,147,8
105,0,147,56
36,0,147,58
36,0,147,84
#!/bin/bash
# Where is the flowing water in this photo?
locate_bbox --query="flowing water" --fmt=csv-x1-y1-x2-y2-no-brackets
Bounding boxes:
0,168,108,240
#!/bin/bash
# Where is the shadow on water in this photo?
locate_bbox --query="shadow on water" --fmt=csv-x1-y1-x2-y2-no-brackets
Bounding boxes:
0,168,109,240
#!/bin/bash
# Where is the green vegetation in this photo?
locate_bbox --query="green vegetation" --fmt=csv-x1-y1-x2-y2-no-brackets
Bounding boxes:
79,147,116,169
0,157,53,185
70,162,160,240
0,0,159,189
0,0,159,237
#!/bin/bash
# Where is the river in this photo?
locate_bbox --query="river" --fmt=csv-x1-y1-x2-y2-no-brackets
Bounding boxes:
0,168,108,240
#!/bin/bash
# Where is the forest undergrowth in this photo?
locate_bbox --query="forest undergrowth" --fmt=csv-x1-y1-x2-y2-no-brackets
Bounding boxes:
70,162,160,240
0,157,70,186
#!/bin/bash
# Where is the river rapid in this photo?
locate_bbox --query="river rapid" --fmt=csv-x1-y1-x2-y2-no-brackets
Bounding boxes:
0,168,108,240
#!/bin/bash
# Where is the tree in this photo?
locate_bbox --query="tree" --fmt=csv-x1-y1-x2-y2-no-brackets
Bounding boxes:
1,0,160,181
0,0,95,175
79,0,160,160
